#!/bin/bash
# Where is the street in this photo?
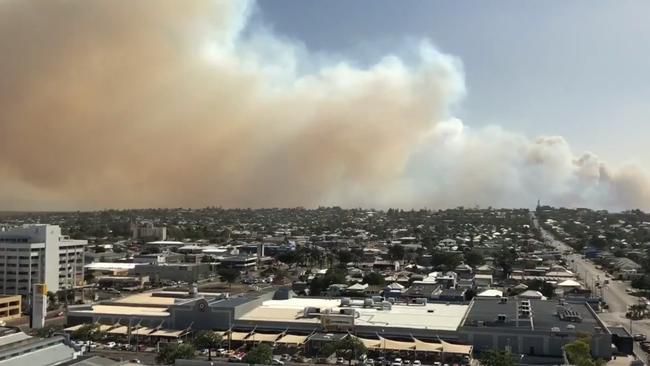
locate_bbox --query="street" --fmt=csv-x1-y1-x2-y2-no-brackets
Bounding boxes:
531,213,650,364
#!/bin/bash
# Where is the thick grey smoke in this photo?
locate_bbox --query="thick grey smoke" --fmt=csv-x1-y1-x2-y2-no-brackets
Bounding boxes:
0,0,647,211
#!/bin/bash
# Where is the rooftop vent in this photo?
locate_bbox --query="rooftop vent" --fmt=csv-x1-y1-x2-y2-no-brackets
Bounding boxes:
340,297,351,307
497,314,508,322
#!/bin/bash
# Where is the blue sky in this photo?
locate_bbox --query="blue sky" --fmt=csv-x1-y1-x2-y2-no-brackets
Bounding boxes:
257,1,650,168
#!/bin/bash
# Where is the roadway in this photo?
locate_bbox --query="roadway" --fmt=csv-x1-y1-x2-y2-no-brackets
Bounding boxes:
531,212,649,364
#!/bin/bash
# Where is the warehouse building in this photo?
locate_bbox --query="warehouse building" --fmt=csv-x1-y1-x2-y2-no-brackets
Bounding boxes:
65,289,613,360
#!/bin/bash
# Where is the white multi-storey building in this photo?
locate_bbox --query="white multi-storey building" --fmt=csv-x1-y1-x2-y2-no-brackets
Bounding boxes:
0,224,87,296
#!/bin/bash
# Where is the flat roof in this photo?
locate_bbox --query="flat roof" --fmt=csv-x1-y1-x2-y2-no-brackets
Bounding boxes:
84,262,139,270
74,305,169,317
239,297,469,331
463,298,603,333
112,292,178,306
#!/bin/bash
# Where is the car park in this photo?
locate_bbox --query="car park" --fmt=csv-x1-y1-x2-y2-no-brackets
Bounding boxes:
271,359,285,366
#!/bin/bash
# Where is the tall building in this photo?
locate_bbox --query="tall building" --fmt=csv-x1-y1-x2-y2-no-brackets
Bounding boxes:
130,220,167,241
0,224,87,296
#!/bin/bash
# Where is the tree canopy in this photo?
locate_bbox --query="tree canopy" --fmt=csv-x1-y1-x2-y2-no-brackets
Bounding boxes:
480,349,515,366
193,330,222,360
243,343,274,365
71,323,103,342
157,343,195,365
387,245,405,261
218,268,240,287
322,336,367,366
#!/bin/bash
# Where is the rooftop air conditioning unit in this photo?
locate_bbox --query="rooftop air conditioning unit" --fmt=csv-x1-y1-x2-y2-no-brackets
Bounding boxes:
363,298,374,308
497,314,508,322
499,298,509,304
340,297,351,307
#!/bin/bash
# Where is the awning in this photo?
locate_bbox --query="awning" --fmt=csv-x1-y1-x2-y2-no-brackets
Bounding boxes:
131,326,156,336
108,326,130,335
412,338,442,353
229,331,252,341
275,334,307,345
246,333,281,343
99,324,116,332
378,337,415,351
64,324,86,332
150,329,188,338
354,337,382,349
440,340,472,355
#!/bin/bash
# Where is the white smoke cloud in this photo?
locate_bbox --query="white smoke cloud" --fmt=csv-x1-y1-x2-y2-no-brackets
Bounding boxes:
0,0,648,211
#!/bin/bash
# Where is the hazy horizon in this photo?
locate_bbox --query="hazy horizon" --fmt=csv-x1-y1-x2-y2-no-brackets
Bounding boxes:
1,1,649,211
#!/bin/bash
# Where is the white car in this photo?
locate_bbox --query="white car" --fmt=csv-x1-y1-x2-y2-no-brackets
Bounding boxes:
413,361,421,366
337,357,345,364
392,358,403,366
365,359,375,366
272,360,285,366
105,341,116,349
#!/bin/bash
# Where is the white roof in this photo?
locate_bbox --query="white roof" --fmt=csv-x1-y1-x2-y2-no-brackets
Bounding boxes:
348,283,369,290
477,289,503,297
146,240,185,245
84,262,140,270
558,279,582,287
239,297,469,331
518,290,546,299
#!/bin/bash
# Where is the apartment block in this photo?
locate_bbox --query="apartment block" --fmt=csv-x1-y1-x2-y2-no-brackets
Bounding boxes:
0,224,87,296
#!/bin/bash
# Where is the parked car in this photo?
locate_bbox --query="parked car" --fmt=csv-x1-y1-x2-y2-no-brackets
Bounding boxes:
272,360,285,366
634,334,647,341
281,354,292,361
365,359,375,366
105,342,116,349
337,357,345,364
412,361,421,366
217,348,228,356
392,358,403,366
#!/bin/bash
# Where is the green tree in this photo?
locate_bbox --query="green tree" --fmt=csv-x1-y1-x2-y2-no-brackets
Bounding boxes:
337,250,355,265
243,343,273,365
363,272,385,286
277,251,299,267
71,323,103,342
157,343,195,365
480,349,515,366
193,330,222,361
35,324,63,338
218,268,240,287
527,279,555,298
387,245,405,261
495,245,516,278
322,336,367,366
464,250,485,267
563,334,599,366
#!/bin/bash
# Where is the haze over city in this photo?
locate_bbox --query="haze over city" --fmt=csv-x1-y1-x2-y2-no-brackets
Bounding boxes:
2,0,650,211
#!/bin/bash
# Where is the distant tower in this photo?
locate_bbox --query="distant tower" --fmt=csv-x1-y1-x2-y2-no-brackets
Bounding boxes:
536,199,541,211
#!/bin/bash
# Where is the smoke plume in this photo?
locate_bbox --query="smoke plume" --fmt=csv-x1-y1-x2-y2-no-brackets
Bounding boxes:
0,0,648,211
